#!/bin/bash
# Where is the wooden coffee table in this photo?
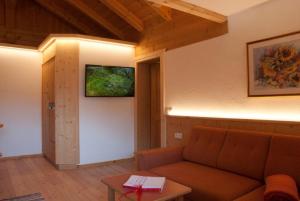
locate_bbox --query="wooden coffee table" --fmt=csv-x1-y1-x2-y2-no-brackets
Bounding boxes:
102,171,191,201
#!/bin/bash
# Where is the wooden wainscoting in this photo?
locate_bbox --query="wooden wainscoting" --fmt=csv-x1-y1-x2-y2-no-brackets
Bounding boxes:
166,115,300,147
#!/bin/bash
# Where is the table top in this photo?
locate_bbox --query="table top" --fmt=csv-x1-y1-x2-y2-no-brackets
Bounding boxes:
101,171,191,201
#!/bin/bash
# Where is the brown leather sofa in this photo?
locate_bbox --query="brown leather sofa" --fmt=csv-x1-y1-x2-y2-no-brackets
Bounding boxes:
136,126,300,201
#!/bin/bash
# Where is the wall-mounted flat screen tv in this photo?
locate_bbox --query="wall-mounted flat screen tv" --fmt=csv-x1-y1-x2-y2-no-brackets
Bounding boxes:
85,64,135,97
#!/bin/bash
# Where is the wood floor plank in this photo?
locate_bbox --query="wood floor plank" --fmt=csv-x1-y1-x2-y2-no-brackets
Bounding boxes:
0,156,135,201
0,161,15,198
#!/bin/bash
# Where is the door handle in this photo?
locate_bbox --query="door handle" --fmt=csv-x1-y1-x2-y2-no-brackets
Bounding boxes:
48,102,55,110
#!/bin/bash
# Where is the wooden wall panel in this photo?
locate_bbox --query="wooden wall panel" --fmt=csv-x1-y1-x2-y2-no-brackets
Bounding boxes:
136,11,228,56
54,41,79,165
166,115,300,147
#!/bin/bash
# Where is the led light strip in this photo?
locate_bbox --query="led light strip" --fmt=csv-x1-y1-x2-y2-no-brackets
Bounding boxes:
168,109,300,122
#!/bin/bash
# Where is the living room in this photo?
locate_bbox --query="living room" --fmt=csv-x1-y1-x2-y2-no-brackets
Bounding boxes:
0,0,300,201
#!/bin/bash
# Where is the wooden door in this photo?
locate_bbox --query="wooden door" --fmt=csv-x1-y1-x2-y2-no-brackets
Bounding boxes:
137,63,151,150
42,58,56,163
136,60,161,151
150,63,161,148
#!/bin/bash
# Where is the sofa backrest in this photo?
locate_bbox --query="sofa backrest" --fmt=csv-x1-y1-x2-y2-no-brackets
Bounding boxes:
217,130,271,180
183,126,227,167
265,135,300,187
183,126,300,182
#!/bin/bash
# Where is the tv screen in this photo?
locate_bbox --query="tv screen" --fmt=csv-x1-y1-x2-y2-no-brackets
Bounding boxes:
85,65,135,97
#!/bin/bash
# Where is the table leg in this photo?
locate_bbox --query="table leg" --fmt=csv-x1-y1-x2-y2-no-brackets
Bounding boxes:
108,187,115,201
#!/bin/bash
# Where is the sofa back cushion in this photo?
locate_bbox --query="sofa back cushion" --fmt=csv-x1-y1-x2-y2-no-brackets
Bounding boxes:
265,135,300,187
217,130,271,180
183,126,227,167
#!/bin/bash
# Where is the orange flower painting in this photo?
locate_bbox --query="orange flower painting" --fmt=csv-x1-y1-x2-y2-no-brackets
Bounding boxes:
248,32,300,96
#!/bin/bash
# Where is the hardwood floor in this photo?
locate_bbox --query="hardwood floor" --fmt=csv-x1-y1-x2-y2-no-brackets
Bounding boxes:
0,156,135,201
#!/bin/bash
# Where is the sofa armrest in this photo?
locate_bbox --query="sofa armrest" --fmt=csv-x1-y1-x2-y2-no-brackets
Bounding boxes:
136,146,184,171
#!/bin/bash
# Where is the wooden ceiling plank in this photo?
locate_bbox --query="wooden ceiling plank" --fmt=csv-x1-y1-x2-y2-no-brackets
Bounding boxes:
146,2,172,21
99,0,144,32
35,0,95,35
147,0,227,23
65,0,125,39
4,0,17,43
0,25,46,45
5,0,17,29
0,25,48,37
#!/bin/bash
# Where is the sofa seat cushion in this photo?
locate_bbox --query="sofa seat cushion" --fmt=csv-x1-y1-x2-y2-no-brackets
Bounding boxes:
150,161,262,201
233,186,265,201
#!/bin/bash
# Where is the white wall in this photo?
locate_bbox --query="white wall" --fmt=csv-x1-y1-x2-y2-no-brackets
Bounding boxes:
79,41,135,164
0,47,42,157
165,0,300,122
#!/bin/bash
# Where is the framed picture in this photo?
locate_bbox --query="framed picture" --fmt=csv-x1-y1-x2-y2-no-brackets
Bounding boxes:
247,31,300,96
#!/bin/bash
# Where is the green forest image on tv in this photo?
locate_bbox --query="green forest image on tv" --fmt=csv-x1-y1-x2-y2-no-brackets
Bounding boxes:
85,65,135,97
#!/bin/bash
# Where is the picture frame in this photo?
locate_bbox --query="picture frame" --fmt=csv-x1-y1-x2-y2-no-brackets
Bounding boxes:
247,31,300,97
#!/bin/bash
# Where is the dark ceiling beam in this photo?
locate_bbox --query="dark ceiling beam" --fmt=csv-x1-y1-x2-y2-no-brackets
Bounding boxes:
64,0,125,39
35,0,97,36
99,0,144,32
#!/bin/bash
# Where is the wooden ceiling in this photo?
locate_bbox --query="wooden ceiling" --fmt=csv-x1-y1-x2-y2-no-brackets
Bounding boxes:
0,0,228,52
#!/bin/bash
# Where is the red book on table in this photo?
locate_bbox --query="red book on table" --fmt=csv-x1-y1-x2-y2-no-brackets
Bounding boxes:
123,175,166,192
